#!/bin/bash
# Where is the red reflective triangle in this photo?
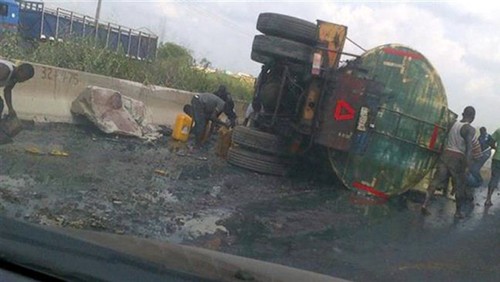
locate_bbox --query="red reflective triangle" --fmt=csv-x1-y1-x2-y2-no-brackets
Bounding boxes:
334,100,356,121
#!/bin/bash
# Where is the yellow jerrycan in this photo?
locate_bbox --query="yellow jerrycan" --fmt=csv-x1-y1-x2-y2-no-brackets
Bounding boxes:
172,113,193,142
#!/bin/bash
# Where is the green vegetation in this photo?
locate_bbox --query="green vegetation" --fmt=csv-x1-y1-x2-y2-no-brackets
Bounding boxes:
0,33,254,101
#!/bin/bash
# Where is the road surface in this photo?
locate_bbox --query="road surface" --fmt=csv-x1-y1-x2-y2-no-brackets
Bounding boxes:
1,123,499,281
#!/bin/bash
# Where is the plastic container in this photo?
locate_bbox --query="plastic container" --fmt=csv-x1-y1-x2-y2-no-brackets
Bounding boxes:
172,113,192,142
215,127,232,159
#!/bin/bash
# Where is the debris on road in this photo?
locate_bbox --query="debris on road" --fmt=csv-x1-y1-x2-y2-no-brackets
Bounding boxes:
24,146,69,157
49,149,69,157
154,169,169,176
25,146,43,155
71,85,162,140
177,151,208,161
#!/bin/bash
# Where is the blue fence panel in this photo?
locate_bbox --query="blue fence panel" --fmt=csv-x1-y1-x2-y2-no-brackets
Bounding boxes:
107,29,119,51
18,10,41,38
15,1,157,60
128,34,139,58
41,13,57,37
55,16,71,38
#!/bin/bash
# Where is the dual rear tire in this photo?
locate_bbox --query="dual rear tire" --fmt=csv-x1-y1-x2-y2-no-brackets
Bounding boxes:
251,13,317,69
230,14,317,176
227,126,294,176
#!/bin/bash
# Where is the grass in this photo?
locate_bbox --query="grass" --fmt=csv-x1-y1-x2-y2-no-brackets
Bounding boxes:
0,33,254,101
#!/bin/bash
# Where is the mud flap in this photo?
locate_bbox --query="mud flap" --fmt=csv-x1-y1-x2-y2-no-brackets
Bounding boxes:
0,117,23,145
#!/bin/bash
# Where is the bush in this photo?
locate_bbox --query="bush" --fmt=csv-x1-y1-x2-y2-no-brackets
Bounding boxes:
0,34,253,101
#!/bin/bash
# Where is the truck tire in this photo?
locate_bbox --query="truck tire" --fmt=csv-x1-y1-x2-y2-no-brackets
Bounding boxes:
232,126,290,156
257,13,317,45
252,35,313,64
251,50,307,74
227,146,291,176
251,50,273,65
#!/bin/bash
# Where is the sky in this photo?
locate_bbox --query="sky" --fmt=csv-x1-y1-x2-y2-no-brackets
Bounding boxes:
43,0,499,132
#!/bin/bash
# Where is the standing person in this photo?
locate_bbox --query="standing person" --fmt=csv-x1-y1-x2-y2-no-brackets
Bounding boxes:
221,95,237,128
0,60,35,119
485,127,500,206
467,127,494,187
185,93,235,148
213,84,238,127
421,106,476,218
478,127,494,152
243,96,262,127
213,85,230,102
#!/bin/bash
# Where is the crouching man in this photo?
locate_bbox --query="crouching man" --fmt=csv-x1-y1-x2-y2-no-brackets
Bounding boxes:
0,60,35,143
0,60,35,119
184,92,236,149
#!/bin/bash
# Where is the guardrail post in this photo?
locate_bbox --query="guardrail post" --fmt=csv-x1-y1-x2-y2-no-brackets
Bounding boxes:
55,8,60,38
40,5,45,38
137,32,142,59
82,16,86,36
69,12,74,36
146,34,151,60
105,23,111,48
116,26,121,52
94,19,99,43
127,29,132,57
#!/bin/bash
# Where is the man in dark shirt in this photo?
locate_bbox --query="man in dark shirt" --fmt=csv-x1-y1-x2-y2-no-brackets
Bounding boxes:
184,93,236,148
478,127,494,155
213,84,237,127
213,85,230,102
467,127,495,187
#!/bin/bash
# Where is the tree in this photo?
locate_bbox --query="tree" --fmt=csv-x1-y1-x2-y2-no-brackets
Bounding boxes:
199,57,212,69
156,42,193,65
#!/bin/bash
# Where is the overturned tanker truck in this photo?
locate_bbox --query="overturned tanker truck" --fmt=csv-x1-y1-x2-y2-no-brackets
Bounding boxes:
227,13,456,199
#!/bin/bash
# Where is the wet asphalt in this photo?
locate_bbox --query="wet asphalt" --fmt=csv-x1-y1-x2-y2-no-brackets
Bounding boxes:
0,123,499,282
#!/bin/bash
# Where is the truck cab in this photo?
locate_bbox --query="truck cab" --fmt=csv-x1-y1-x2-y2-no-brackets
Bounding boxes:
0,0,19,33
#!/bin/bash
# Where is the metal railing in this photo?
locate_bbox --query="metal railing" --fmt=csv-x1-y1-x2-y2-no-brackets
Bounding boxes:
20,1,157,60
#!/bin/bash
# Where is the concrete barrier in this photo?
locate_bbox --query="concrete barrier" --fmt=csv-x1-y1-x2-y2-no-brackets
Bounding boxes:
11,61,248,126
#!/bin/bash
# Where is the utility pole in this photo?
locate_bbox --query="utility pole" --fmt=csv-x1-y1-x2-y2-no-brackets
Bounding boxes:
95,0,102,22
158,16,166,43
94,0,102,42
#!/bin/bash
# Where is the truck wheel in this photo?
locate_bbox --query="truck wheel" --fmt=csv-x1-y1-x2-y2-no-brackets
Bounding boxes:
232,126,290,156
227,146,291,176
251,50,273,65
251,50,308,74
252,35,313,64
257,13,317,45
